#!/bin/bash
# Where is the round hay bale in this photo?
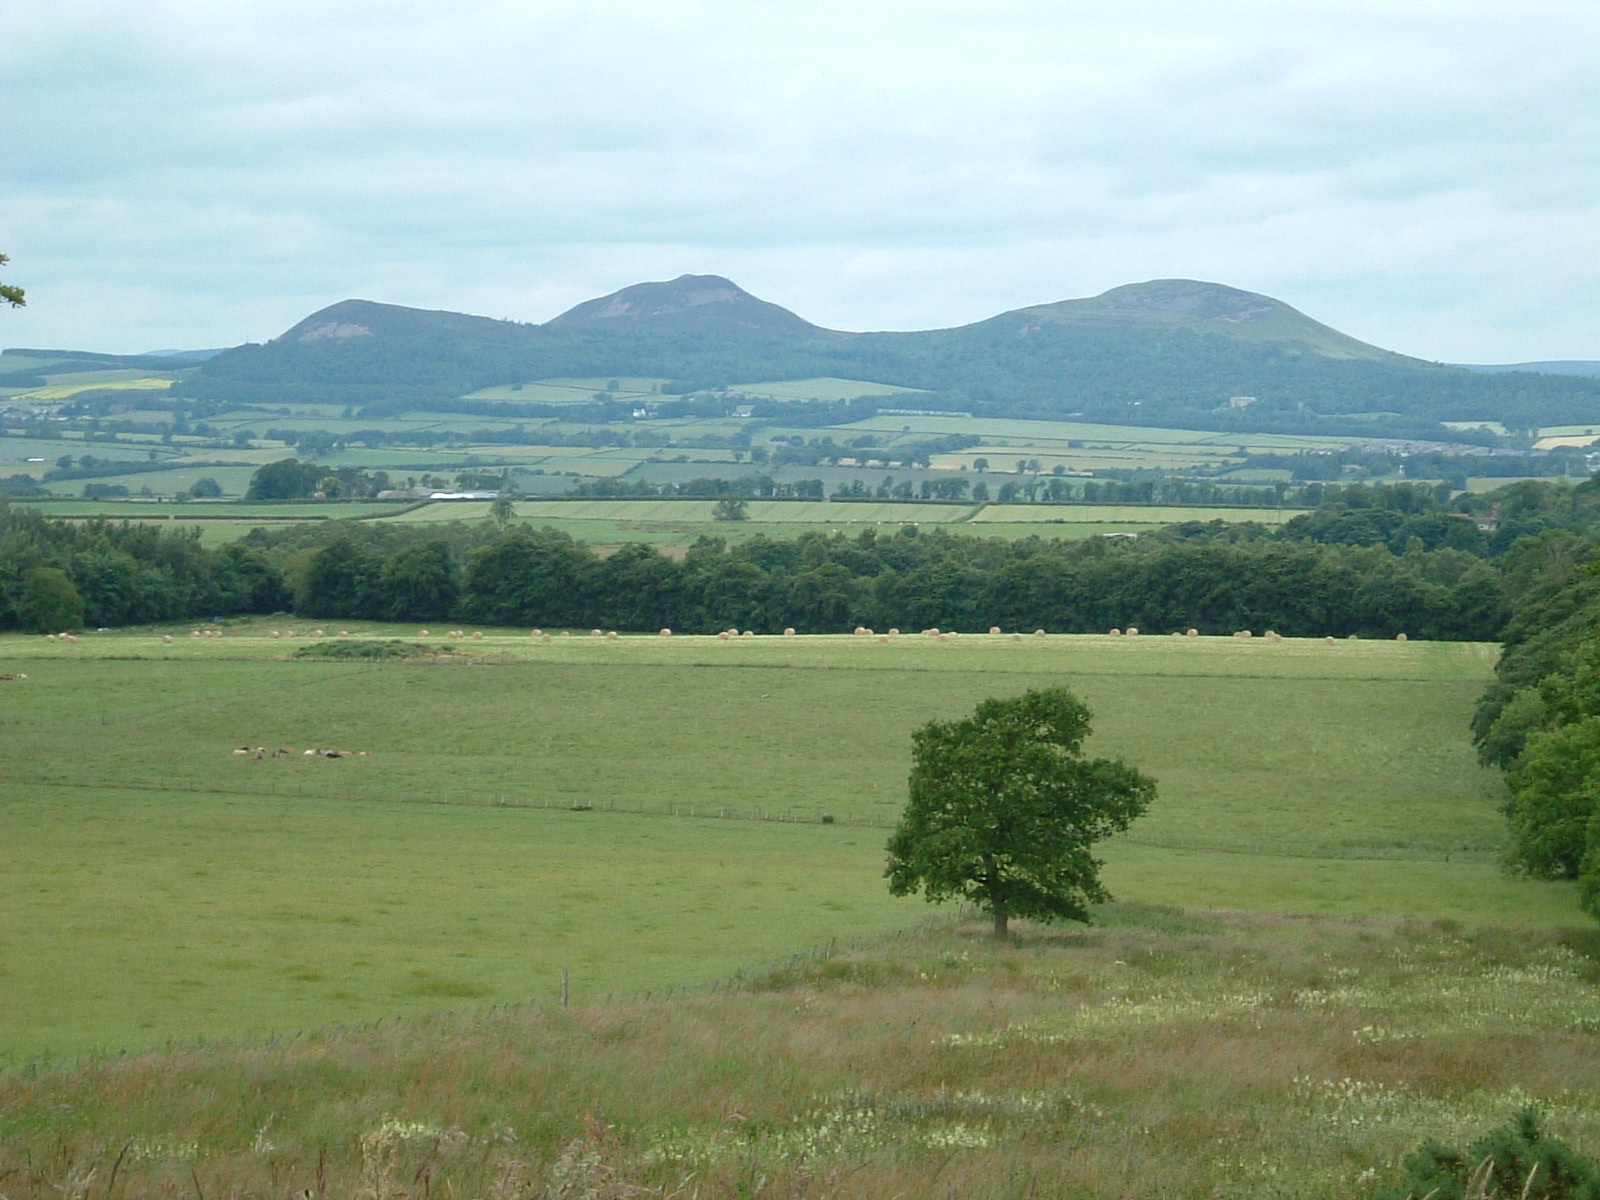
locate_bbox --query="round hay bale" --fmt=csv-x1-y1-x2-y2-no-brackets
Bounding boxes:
1011,633,1023,642
1348,633,1360,640
878,635,889,644
161,634,172,644
313,629,325,638
607,631,618,640
783,628,796,636
529,629,541,637
189,631,200,638
718,631,731,641
472,631,484,640
269,630,281,639
989,626,1001,635
45,634,55,642
1186,628,1198,637
1126,626,1139,636
1109,628,1122,637
590,629,603,638
339,630,350,638
938,633,950,643
541,633,553,642
1035,629,1046,637
660,628,672,637
741,630,753,637
1395,632,1408,642
419,630,430,638
888,628,900,636
854,626,867,636
1324,636,1337,645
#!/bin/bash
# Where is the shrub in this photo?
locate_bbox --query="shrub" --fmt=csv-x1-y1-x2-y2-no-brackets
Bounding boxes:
1378,1109,1600,1200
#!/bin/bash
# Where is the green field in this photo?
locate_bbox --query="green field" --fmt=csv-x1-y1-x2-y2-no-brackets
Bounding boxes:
1,628,1570,1067
841,413,1354,451
387,498,973,527
383,500,1303,545
966,503,1304,525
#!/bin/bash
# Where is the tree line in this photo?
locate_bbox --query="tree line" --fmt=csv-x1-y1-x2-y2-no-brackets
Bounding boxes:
0,503,286,631
1471,528,1600,920
239,514,1500,641
17,477,1597,638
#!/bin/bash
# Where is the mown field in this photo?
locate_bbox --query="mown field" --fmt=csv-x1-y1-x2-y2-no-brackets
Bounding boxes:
1,626,1574,1074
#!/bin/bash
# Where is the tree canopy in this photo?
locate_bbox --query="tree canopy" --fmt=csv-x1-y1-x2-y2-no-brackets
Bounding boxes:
886,687,1156,938
0,252,23,308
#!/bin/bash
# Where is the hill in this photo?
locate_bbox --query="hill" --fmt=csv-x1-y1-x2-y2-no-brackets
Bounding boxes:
548,272,828,338
24,275,1600,436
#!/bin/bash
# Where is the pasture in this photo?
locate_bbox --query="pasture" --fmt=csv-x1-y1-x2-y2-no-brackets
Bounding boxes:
371,498,1307,552
0,627,1570,1068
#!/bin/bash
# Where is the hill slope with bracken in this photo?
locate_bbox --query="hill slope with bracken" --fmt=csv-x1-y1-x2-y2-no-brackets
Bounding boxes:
147,274,1600,434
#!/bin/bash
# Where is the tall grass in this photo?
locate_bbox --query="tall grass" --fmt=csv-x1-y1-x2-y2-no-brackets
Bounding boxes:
2,907,1597,1199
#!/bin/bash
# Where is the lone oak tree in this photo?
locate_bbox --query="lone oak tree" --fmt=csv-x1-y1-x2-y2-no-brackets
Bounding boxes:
886,687,1156,938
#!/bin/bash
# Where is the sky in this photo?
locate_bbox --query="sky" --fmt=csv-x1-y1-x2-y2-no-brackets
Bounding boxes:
2,1,1596,363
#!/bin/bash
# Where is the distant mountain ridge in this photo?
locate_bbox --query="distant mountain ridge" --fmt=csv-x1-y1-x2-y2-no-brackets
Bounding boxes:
14,275,1597,436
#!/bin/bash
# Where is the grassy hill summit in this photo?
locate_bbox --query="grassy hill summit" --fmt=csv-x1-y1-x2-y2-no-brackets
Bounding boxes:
1007,278,1406,361
548,272,830,337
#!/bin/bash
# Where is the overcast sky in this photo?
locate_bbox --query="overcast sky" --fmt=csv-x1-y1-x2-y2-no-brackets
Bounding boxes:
2,1,1595,363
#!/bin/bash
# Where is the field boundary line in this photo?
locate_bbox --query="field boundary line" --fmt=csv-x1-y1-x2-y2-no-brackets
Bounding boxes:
5,778,1498,861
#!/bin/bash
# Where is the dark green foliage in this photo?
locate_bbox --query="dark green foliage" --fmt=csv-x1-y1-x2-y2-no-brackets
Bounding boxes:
1505,718,1600,879
1467,501,1600,918
1379,1109,1600,1200
459,528,594,627
297,539,380,618
245,458,389,500
16,566,83,632
0,502,287,630
0,251,23,308
377,542,458,621
886,688,1156,937
239,512,1512,641
292,639,446,660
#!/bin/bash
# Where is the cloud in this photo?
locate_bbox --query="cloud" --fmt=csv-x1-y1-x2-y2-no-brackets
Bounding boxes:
1,0,1595,360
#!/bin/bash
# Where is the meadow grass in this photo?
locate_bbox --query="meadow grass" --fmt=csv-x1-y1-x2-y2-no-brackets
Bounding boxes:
0,629,1555,1071
1,907,1596,1199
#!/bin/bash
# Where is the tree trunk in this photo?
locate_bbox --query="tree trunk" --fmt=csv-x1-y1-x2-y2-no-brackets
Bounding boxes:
992,901,1009,940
